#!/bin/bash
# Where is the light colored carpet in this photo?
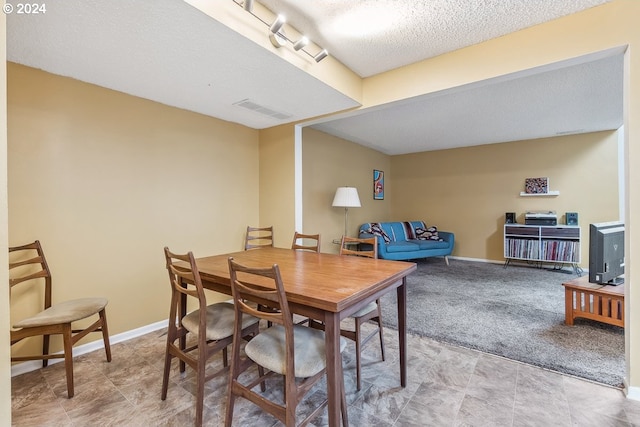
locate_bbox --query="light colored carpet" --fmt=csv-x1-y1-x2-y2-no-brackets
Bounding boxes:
380,258,625,387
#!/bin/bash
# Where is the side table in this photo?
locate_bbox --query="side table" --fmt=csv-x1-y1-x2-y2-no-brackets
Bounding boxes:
562,275,624,327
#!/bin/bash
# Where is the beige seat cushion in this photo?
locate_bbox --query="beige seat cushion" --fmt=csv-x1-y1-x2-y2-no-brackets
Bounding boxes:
13,297,108,328
182,302,259,341
245,324,347,378
351,301,378,318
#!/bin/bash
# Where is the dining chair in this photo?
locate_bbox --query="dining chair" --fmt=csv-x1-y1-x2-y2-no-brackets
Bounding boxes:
339,236,386,391
244,225,274,250
225,257,348,427
8,240,112,398
161,247,260,427
290,231,321,252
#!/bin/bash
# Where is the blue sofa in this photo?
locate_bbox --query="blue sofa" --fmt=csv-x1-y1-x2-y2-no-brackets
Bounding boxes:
358,221,454,264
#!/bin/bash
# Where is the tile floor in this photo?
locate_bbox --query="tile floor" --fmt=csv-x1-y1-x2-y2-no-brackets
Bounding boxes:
11,324,640,426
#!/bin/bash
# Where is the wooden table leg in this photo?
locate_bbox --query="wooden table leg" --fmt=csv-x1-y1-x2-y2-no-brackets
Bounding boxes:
324,311,344,427
397,278,407,387
564,288,574,325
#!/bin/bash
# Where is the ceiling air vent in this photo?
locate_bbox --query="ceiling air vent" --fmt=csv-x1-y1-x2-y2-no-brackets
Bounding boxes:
232,99,292,120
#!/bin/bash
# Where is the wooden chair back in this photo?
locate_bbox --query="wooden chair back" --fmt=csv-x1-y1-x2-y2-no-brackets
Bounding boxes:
9,240,53,309
227,257,292,330
8,240,111,398
244,226,274,250
163,247,207,326
291,232,321,253
339,236,378,258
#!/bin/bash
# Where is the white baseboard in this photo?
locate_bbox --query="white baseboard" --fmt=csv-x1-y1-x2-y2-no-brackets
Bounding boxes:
11,319,167,377
626,385,640,401
448,256,503,265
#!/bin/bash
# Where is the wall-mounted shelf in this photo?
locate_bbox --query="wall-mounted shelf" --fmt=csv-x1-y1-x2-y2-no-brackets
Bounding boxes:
519,191,560,197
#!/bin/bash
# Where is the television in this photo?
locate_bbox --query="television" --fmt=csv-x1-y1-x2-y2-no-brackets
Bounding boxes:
589,221,625,285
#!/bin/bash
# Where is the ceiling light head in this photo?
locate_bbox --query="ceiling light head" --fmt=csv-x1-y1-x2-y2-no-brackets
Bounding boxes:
269,29,286,48
314,49,328,63
243,0,253,12
269,14,286,34
293,36,309,51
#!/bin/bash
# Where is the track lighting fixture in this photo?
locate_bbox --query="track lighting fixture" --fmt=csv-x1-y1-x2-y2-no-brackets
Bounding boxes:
293,36,309,51
313,49,328,63
269,14,285,34
232,0,328,62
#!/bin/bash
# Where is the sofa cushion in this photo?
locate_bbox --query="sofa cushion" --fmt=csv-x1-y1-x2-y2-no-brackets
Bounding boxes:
385,241,420,253
416,226,443,241
409,239,450,250
401,222,416,240
402,221,428,240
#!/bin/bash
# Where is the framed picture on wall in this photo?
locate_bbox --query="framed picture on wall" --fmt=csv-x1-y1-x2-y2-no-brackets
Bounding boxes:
373,169,384,200
524,177,549,194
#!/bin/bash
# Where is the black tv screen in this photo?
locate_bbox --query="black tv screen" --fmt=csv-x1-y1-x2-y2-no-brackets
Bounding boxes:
589,221,625,285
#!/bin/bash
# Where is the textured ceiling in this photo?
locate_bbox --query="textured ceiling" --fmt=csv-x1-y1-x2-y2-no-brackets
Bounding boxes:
259,0,612,77
311,48,624,155
6,0,621,155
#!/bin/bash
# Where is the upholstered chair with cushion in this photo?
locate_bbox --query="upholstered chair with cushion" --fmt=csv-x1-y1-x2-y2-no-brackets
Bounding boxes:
339,236,386,391
225,257,348,427
162,247,260,427
8,240,112,398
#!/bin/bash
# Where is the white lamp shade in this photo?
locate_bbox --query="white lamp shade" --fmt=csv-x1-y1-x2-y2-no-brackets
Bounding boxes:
332,187,361,208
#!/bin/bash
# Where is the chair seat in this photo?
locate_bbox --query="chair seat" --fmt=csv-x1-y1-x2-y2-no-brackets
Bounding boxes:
13,297,108,328
351,301,378,318
182,302,259,341
245,324,347,378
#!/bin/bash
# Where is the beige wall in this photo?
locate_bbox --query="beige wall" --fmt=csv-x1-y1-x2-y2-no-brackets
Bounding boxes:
1,11,11,424
7,63,260,357
391,131,620,265
301,128,391,253
258,124,297,249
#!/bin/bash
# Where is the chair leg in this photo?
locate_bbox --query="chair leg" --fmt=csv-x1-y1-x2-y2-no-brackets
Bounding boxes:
224,386,236,427
161,322,176,401
194,335,208,427
62,324,75,398
222,347,228,368
99,309,112,362
42,334,50,368
376,302,386,362
444,255,450,266
161,347,172,400
341,375,349,427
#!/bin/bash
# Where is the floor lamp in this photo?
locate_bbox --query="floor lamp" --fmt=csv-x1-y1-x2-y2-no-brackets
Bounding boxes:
332,187,361,237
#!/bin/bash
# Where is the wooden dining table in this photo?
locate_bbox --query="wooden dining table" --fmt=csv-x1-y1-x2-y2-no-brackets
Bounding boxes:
190,247,417,427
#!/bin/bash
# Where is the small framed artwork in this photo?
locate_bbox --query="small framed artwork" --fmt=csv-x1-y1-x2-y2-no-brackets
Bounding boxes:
373,169,384,200
524,177,549,194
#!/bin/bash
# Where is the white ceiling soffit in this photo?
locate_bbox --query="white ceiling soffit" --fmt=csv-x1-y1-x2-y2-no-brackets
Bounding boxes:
309,48,625,155
259,0,612,78
6,0,359,129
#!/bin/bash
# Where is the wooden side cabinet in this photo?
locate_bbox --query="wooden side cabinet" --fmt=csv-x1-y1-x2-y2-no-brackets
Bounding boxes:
504,224,581,272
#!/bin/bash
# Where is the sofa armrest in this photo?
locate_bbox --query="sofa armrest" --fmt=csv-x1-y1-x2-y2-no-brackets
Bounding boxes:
438,231,455,247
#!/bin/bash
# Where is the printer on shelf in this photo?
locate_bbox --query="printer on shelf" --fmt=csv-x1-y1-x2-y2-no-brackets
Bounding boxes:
525,210,558,226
